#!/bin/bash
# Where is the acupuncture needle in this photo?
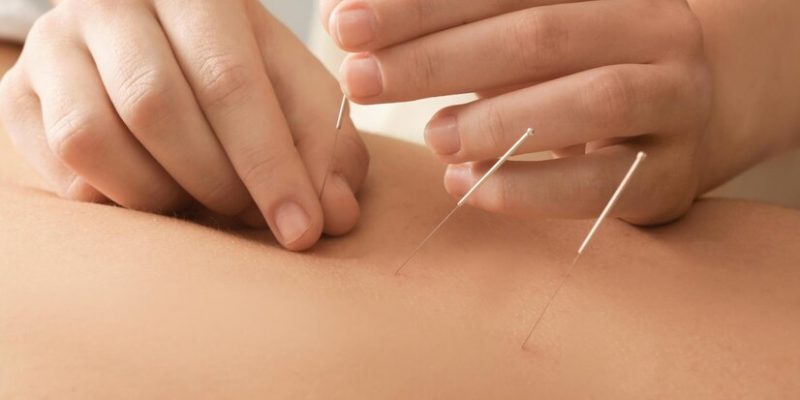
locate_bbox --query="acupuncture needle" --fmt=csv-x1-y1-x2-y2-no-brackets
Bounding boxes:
320,95,349,199
395,128,536,276
336,94,349,130
521,151,648,350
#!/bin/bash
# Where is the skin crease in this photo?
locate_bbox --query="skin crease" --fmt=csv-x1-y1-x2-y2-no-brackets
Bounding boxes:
2,44,800,398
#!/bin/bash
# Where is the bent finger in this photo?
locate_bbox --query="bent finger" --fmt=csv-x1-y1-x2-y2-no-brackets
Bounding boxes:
426,64,688,163
251,8,368,235
156,0,324,250
81,3,252,216
25,13,187,212
0,65,105,202
341,0,671,103
444,143,693,223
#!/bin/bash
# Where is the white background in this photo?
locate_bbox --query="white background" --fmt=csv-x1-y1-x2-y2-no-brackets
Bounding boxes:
262,0,315,40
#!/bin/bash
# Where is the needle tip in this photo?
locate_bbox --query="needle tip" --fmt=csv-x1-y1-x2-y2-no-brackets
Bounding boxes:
526,128,535,137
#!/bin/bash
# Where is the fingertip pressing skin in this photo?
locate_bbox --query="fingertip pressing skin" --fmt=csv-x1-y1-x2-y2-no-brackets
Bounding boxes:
273,201,314,246
250,7,369,242
320,173,361,236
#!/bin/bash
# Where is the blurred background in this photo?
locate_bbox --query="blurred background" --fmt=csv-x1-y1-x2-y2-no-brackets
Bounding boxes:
264,0,316,41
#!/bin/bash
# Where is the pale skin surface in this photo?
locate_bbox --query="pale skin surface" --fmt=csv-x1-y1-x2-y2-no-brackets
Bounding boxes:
2,45,800,398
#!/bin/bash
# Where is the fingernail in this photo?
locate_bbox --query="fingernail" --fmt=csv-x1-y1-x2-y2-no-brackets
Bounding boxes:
425,116,460,155
331,7,376,48
341,54,383,98
274,201,311,245
444,164,472,198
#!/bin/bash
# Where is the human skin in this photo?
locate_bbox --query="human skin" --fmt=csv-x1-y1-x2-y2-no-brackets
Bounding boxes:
0,0,370,251
322,0,800,225
2,44,800,399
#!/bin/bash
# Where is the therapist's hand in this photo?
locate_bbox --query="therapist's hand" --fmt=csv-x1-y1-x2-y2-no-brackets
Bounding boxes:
321,0,712,224
0,0,369,250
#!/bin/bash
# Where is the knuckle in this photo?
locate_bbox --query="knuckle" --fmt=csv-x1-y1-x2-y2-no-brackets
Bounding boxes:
116,67,172,130
509,11,567,73
408,46,438,93
196,54,254,109
583,69,637,129
48,110,105,164
238,147,290,188
480,103,509,152
27,11,65,41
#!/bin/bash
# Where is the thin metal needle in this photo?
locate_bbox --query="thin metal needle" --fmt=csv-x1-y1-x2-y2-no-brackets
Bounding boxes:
336,95,348,130
320,95,348,199
521,151,648,350
395,128,535,276
395,207,459,275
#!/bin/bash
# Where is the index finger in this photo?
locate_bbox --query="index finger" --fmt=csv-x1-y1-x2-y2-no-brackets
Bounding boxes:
321,0,578,51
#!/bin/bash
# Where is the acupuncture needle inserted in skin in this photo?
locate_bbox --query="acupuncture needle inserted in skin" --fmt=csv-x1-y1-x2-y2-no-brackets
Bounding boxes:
395,128,536,276
320,95,349,198
521,151,648,350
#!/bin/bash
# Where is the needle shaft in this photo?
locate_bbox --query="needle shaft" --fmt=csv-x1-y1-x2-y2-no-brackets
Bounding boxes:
458,128,535,207
320,95,349,199
336,95,348,130
578,152,647,255
396,128,535,275
395,207,460,275
521,151,647,350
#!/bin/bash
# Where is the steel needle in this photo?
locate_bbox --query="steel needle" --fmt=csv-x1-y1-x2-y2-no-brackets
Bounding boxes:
336,95,348,130
395,128,535,276
521,151,647,350
320,95,348,199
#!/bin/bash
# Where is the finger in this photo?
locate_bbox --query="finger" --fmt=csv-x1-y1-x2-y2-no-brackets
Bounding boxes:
251,8,369,235
0,65,104,202
24,12,188,212
552,144,586,159
323,0,576,52
155,0,323,250
79,4,252,217
424,64,690,163
444,142,693,223
341,0,673,103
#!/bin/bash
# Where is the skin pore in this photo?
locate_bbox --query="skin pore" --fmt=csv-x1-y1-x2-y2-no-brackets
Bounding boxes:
1,41,800,396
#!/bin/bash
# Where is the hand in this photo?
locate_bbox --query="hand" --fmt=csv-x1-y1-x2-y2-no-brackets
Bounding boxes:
321,0,712,224
0,0,369,250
